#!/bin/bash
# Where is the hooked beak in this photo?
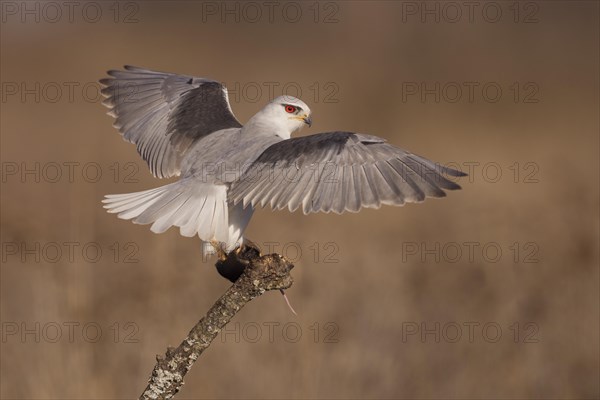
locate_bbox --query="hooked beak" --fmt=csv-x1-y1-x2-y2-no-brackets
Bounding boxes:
291,114,312,127
303,115,312,127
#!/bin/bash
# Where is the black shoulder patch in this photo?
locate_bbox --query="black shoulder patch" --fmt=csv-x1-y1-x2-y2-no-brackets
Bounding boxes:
167,82,242,144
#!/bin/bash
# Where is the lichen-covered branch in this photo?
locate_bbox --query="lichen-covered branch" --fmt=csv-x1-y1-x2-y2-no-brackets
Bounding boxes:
140,253,294,400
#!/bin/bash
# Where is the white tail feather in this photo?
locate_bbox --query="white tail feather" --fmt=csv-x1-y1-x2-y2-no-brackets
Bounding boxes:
103,181,230,244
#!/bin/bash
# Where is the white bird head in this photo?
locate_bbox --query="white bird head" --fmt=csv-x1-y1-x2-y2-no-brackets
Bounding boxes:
247,96,312,139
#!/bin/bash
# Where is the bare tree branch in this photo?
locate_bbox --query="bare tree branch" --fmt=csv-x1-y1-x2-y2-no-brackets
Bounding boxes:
140,252,294,400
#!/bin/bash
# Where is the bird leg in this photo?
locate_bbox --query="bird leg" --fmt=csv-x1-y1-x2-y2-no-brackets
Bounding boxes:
210,240,228,262
239,237,262,256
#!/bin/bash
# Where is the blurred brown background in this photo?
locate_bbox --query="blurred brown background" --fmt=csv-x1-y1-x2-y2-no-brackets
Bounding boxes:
1,1,598,399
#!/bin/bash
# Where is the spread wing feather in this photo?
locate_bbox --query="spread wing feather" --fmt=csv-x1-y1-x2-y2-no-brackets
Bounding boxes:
100,65,241,178
229,132,466,214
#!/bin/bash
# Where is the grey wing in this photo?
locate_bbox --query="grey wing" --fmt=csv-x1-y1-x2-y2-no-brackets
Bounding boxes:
100,65,242,178
228,132,467,214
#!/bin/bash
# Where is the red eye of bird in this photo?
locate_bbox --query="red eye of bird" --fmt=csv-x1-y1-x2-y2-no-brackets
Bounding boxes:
284,105,296,113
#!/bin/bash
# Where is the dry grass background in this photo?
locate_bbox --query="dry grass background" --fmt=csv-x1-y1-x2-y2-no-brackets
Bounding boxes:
1,1,598,399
